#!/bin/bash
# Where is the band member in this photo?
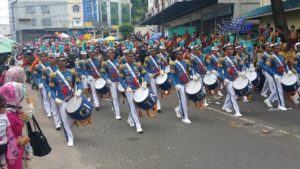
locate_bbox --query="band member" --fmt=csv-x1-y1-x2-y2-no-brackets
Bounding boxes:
101,43,122,120
42,50,62,130
75,47,89,101
158,42,170,72
32,46,52,117
170,41,192,124
49,51,82,146
259,39,273,98
264,38,290,111
143,41,163,112
290,42,300,104
217,41,243,118
119,43,148,133
85,46,101,110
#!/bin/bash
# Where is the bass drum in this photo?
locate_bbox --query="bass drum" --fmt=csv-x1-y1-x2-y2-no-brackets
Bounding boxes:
203,73,219,90
95,78,110,95
66,96,93,120
155,73,172,91
185,80,206,102
133,87,157,110
232,77,251,96
245,71,260,87
281,73,299,92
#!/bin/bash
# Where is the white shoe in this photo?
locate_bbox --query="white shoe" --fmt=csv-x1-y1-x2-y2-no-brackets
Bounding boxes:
127,119,134,127
264,99,272,107
292,95,300,104
261,93,268,98
115,115,121,120
233,112,242,118
278,106,288,111
204,101,209,107
217,91,223,97
136,127,143,133
243,96,249,103
87,98,91,102
47,114,52,118
67,141,74,147
181,118,191,124
175,107,181,118
222,108,233,113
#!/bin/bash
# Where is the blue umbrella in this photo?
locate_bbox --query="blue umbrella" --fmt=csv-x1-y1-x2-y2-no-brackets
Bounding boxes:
150,32,162,41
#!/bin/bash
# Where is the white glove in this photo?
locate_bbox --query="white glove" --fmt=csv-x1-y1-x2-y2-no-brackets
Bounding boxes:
87,76,94,83
287,70,293,76
81,75,86,80
48,92,51,98
206,71,211,75
75,90,82,97
249,68,255,73
223,79,230,86
175,84,182,91
274,74,280,81
212,70,218,75
192,74,200,81
55,98,63,105
126,87,132,93
160,70,165,76
238,71,246,78
141,82,147,88
148,73,154,79
28,104,35,110
106,79,112,85
38,83,43,89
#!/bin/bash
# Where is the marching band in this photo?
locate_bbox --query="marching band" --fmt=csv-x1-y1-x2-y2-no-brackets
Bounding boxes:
20,36,300,147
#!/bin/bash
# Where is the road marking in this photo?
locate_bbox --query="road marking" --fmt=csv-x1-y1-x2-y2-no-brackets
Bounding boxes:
206,107,300,140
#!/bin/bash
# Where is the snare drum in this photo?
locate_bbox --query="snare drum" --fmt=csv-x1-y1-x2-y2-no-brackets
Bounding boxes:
133,87,157,110
203,73,219,90
66,96,93,120
95,78,110,95
185,80,206,102
281,73,299,92
233,77,251,96
245,71,260,87
155,73,172,91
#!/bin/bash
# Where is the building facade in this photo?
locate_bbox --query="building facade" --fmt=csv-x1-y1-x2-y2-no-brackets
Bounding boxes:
0,24,10,37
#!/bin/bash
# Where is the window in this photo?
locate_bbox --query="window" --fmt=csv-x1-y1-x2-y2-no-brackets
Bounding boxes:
73,18,82,27
42,18,51,26
73,5,80,12
31,18,36,26
110,2,119,25
26,6,35,14
41,5,50,14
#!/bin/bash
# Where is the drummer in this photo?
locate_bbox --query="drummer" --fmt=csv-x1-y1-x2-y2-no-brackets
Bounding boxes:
217,41,243,118
189,39,209,107
170,41,192,124
42,49,62,130
85,46,101,110
206,42,224,97
158,42,170,71
143,40,164,113
101,42,122,120
119,43,148,133
264,38,290,111
75,46,90,101
49,51,83,146
290,42,300,104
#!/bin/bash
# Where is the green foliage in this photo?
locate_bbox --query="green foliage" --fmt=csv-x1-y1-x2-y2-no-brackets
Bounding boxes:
131,0,148,25
103,29,110,37
119,23,134,39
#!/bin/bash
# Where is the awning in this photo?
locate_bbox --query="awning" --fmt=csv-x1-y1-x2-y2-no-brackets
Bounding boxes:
243,0,300,19
141,0,218,25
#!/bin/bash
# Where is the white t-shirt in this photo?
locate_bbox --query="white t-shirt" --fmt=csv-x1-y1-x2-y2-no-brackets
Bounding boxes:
0,114,10,145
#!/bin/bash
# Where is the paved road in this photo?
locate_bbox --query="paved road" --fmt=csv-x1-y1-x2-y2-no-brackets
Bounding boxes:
29,87,300,169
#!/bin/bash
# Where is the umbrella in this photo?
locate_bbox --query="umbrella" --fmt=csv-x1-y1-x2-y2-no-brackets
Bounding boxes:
0,38,17,54
96,38,105,42
150,32,162,41
105,36,118,41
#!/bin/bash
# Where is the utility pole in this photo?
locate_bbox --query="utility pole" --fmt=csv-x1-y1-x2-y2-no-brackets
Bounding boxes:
161,0,164,37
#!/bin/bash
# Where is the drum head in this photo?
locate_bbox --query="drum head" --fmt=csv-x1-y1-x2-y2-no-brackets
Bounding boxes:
245,71,257,81
95,78,106,89
155,73,168,85
203,74,218,85
133,88,149,103
66,96,82,113
185,80,202,94
117,83,125,92
233,77,249,90
281,73,298,86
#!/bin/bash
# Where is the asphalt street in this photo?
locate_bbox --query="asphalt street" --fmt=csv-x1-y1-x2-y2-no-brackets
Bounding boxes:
29,87,300,169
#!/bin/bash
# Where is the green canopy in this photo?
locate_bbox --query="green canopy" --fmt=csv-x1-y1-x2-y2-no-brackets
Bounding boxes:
0,39,17,54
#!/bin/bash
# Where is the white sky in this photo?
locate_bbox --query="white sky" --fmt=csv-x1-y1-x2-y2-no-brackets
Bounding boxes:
0,0,9,24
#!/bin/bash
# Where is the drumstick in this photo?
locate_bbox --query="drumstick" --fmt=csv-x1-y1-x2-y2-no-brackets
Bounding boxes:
74,85,77,104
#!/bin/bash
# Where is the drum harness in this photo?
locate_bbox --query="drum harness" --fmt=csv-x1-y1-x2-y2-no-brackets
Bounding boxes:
88,58,100,77
149,55,160,76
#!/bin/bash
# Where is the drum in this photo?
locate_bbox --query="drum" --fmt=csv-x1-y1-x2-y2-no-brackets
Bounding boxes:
95,78,110,95
185,80,206,102
245,71,260,87
233,77,251,96
203,73,219,90
133,87,157,110
155,73,172,91
281,73,299,92
66,96,93,120
164,65,171,73
117,83,126,96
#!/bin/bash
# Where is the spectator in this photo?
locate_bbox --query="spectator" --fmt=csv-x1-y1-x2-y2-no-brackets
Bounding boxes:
289,25,298,48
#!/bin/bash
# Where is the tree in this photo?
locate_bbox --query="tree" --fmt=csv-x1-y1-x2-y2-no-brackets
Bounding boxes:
119,23,134,40
131,0,148,25
270,0,289,40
